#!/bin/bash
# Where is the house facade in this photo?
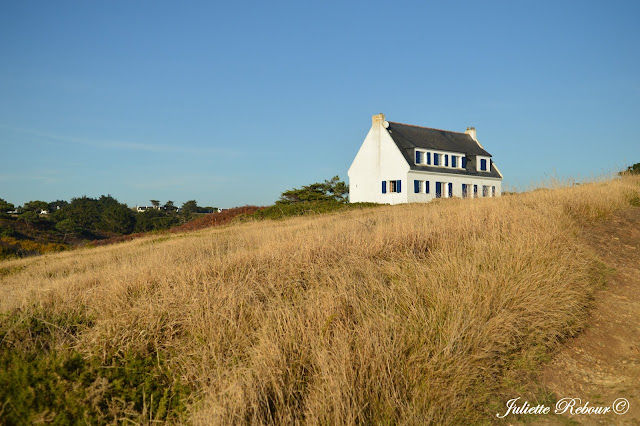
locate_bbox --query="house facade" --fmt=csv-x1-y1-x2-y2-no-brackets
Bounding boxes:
348,114,503,205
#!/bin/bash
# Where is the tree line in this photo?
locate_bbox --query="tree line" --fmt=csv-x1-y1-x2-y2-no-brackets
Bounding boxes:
0,196,215,240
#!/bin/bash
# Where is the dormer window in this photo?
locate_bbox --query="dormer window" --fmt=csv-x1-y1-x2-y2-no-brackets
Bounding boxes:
415,150,467,169
476,156,490,172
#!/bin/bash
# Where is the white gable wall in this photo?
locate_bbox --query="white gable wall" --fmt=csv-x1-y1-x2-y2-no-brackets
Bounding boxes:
348,115,409,204
347,126,379,203
379,125,409,204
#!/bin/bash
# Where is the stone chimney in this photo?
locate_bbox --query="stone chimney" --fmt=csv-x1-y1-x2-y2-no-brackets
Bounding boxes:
372,113,385,126
465,126,477,142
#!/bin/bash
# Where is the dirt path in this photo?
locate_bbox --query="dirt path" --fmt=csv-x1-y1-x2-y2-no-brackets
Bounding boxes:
532,208,640,425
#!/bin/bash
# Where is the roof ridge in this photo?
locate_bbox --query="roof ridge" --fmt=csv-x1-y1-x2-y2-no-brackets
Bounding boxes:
388,121,469,135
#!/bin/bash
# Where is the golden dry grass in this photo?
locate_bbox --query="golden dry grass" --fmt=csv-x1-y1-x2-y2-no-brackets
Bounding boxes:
1,175,639,424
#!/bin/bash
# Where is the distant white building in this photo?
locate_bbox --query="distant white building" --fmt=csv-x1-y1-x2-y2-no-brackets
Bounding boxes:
348,114,503,204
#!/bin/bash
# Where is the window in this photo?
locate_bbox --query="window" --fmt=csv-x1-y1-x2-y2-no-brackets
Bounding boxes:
426,152,431,165
462,184,468,198
414,180,430,194
480,159,488,171
473,185,478,198
415,151,422,164
435,182,442,198
483,185,489,197
451,156,458,168
433,153,440,166
448,183,453,198
383,180,401,193
492,186,496,197
444,155,449,167
462,157,467,168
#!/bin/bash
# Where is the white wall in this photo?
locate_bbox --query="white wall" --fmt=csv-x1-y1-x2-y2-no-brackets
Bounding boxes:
348,115,409,204
406,171,502,203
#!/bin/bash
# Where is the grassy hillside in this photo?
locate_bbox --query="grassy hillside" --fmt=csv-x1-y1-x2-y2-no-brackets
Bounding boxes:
1,176,639,424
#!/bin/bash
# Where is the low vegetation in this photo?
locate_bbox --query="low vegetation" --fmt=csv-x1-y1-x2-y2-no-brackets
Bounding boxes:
1,175,639,424
0,177,353,259
0,196,219,259
619,161,640,175
0,308,189,424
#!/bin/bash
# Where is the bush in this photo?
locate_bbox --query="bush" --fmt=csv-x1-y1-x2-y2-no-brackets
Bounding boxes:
0,308,190,424
252,200,377,220
0,236,66,256
620,162,640,175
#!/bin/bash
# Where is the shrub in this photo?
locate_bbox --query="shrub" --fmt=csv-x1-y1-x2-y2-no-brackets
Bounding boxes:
252,200,377,220
0,308,190,424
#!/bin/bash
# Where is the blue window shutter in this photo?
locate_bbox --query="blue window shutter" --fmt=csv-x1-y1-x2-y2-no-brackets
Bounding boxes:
462,184,467,197
426,181,430,193
445,155,449,167
452,156,457,167
427,152,431,165
382,181,386,194
435,182,441,198
462,157,467,168
434,154,439,166
448,183,453,197
415,151,421,164
397,180,401,193
414,180,419,193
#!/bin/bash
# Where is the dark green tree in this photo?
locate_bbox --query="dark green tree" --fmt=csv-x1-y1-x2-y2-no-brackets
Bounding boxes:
620,162,640,175
278,176,349,204
48,200,69,213
18,210,41,228
23,200,49,213
100,204,136,234
135,209,179,232
150,200,160,208
0,198,15,215
55,219,81,242
181,200,199,217
163,201,177,212
323,175,349,203
58,196,102,232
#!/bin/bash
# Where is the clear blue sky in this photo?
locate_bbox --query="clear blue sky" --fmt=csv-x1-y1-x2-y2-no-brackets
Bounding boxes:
1,0,639,207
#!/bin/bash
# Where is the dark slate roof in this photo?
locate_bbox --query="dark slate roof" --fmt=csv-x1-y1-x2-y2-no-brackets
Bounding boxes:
386,121,502,179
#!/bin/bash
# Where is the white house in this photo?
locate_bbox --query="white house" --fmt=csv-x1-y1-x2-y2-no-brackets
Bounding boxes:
348,114,503,204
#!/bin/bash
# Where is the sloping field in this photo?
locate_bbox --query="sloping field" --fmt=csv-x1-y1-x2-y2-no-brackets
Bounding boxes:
1,176,639,424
